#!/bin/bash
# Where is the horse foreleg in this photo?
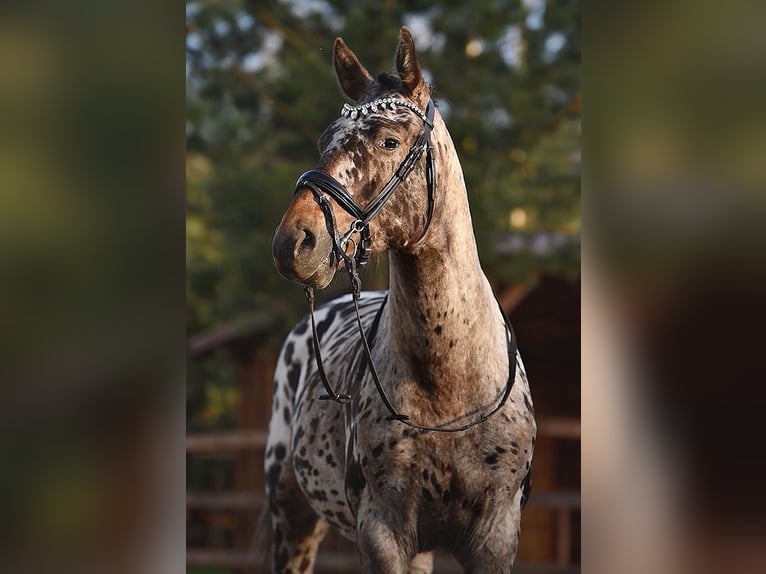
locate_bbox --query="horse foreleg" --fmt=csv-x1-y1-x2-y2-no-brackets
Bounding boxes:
265,459,328,573
357,518,411,573
460,508,521,574
265,410,328,574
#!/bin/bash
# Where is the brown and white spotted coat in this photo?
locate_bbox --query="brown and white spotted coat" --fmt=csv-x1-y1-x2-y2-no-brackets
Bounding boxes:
265,28,536,573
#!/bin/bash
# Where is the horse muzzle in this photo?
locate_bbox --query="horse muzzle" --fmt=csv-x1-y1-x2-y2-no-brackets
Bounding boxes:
272,190,338,289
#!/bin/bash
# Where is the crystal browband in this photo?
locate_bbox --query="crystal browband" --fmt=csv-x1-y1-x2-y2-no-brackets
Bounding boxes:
340,97,429,122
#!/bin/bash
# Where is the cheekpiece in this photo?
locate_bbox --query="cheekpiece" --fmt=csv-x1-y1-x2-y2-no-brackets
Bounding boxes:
340,97,428,123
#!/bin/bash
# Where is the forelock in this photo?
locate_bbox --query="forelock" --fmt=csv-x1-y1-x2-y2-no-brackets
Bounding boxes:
355,73,405,101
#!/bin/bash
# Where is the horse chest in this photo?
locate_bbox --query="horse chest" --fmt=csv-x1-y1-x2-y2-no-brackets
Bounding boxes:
358,415,532,498
345,417,533,554
290,398,358,539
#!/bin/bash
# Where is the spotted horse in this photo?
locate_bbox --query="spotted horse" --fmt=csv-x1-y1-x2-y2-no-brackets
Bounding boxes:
264,27,536,573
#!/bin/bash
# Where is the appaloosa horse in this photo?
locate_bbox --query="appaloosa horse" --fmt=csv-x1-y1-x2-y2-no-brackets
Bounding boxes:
265,27,535,573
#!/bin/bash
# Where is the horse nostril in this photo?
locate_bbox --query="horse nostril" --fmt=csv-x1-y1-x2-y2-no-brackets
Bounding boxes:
295,227,317,258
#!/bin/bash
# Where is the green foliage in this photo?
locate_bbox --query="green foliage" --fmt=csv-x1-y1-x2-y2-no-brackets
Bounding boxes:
186,0,580,425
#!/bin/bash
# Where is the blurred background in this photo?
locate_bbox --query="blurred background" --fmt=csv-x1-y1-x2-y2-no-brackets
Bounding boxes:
186,0,580,572
7,1,764,573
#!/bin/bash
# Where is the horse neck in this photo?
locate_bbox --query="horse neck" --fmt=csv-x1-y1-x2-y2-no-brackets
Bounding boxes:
386,119,509,402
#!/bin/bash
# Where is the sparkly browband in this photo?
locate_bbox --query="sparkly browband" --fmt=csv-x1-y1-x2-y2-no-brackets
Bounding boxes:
340,97,429,123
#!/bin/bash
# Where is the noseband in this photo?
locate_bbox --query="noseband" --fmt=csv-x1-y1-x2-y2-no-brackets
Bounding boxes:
293,96,517,433
295,97,436,270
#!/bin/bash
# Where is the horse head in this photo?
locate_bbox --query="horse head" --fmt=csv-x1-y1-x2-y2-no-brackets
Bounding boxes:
272,27,438,288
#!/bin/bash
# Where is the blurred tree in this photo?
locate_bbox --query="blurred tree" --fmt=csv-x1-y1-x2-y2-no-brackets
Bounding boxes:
186,0,580,426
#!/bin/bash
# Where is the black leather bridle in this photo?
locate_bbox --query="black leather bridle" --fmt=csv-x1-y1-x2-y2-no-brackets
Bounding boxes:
294,96,517,433
295,97,436,271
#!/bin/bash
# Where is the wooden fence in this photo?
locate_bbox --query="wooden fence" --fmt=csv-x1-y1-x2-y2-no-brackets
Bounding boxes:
187,416,580,573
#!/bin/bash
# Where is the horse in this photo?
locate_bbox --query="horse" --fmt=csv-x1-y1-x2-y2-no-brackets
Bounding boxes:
265,27,536,573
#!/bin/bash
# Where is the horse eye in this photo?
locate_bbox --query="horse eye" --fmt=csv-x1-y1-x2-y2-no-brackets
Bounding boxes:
380,138,399,150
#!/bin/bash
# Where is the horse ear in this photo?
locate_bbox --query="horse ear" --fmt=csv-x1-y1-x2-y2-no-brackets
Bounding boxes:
396,27,429,109
334,37,372,102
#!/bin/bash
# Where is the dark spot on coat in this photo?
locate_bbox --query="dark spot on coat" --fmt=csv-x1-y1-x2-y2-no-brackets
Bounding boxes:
287,363,301,392
266,463,281,492
283,341,295,364
372,443,384,457
485,453,499,465
421,487,434,502
294,455,312,476
293,317,309,335
274,444,286,461
347,459,366,497
315,304,341,339
283,406,291,425
312,489,328,502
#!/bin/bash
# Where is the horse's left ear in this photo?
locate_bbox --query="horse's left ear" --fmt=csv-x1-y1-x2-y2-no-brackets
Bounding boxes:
334,37,373,102
396,27,429,110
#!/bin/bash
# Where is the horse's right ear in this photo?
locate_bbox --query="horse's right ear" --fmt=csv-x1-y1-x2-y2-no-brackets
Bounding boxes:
333,38,372,102
396,27,428,110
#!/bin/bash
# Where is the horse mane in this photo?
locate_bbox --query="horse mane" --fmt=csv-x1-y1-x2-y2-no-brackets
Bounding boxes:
371,72,433,103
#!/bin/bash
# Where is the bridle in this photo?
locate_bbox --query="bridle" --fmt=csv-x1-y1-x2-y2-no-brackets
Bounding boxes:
293,95,517,433
295,97,436,271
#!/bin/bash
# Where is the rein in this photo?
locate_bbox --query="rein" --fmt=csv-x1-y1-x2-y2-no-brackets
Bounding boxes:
297,96,516,433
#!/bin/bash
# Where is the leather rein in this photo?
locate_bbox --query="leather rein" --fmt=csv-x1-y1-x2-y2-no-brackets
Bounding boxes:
294,96,516,433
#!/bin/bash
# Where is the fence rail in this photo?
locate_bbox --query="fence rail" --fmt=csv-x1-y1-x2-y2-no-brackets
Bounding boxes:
187,429,268,454
186,490,580,512
186,416,578,455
